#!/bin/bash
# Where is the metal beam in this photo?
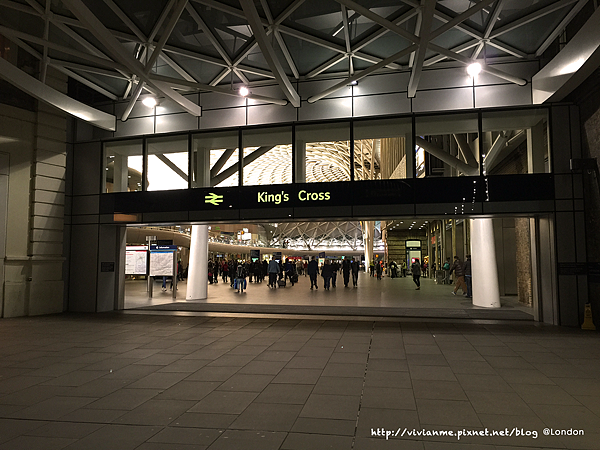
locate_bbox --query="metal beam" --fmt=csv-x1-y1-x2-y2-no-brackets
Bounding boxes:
407,0,436,98
239,0,300,107
0,56,116,130
536,0,588,56
260,0,299,79
61,0,201,116
490,0,578,39
424,39,479,66
333,0,419,45
429,0,496,41
352,8,419,53
103,0,147,42
415,137,479,176
472,0,505,59
308,44,418,103
186,2,232,64
210,149,236,178
155,154,189,182
306,54,347,78
50,64,119,100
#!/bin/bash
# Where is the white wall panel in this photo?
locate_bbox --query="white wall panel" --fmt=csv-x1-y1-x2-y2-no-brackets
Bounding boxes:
115,100,155,119
33,202,64,218
200,107,246,130
419,67,473,90
115,117,154,137
34,190,65,205
298,97,352,121
201,91,246,109
33,216,64,232
155,113,198,134
36,149,67,167
352,73,410,96
475,84,532,108
412,87,474,112
28,280,63,315
247,104,297,125
353,93,411,117
32,229,63,242
35,162,65,179
158,94,199,114
32,242,63,255
247,85,289,106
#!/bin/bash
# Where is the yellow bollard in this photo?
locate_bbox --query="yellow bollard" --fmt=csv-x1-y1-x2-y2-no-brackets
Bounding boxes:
581,303,596,331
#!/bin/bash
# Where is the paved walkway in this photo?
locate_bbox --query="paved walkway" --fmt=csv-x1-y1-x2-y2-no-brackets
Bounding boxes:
0,313,599,449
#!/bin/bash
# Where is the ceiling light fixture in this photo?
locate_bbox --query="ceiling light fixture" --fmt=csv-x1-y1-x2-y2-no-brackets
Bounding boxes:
467,62,482,77
142,97,158,108
239,86,250,97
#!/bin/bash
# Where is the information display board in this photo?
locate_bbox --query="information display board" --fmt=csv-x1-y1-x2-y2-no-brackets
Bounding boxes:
149,251,174,276
125,246,147,275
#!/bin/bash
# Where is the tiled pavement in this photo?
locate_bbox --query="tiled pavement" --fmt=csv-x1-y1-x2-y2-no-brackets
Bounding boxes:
0,313,599,449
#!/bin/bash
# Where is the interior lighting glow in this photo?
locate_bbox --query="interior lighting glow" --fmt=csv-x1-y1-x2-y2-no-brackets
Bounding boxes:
559,58,585,75
142,97,158,108
467,62,482,77
239,86,250,97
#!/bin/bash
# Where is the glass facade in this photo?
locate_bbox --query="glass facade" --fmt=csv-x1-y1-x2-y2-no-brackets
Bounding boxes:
104,139,143,193
101,107,551,193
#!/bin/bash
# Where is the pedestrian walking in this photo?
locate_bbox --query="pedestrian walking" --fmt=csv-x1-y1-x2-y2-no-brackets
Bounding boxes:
321,260,333,290
267,256,280,288
350,258,359,287
463,255,472,298
450,256,468,295
342,259,351,287
308,256,319,289
411,258,421,289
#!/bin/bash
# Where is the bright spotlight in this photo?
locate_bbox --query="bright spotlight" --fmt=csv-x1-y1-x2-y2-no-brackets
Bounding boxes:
239,86,250,97
467,62,482,77
142,97,158,108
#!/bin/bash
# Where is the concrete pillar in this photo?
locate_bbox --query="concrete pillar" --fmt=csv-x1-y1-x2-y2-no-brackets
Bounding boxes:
451,219,457,258
363,220,374,270
471,218,501,308
295,140,306,183
187,142,210,300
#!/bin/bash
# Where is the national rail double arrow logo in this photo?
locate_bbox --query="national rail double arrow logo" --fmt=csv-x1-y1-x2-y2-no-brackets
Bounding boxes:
205,192,224,206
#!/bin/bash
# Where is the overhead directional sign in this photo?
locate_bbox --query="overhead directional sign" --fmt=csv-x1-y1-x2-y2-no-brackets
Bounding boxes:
205,192,224,206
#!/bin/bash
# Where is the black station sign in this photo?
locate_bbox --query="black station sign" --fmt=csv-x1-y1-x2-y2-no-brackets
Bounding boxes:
103,174,555,222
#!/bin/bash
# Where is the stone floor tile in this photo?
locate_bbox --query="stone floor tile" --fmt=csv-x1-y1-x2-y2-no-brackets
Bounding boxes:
300,393,360,420
205,430,286,450
416,399,481,427
465,391,533,415
113,399,196,425
364,369,412,388
60,424,161,450
155,381,220,401
0,435,75,450
188,391,258,415
355,408,421,438
254,383,314,404
271,368,322,384
280,432,352,450
185,366,240,382
455,374,513,392
362,386,416,410
412,380,467,401
216,374,274,392
285,356,330,369
290,417,356,436
253,351,296,362
368,359,409,372
322,363,366,378
8,396,96,421
409,365,457,382
230,403,302,431
24,422,103,439
147,427,221,446
171,412,237,429
238,360,286,375
127,372,188,390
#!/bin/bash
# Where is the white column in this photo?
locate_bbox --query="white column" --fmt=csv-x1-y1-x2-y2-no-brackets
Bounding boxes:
187,142,210,300
363,220,374,270
187,224,208,300
470,218,501,308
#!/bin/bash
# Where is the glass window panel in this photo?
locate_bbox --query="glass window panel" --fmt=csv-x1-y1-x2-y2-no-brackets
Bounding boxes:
192,131,239,188
354,118,413,180
482,109,550,175
147,136,189,191
415,113,479,178
104,140,143,193
242,127,292,186
295,122,351,183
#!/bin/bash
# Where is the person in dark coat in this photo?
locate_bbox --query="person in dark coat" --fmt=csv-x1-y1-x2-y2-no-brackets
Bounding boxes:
228,260,236,287
321,260,333,290
308,256,319,289
463,254,472,298
375,261,383,280
331,260,339,288
350,258,359,287
411,258,421,290
342,259,351,287
450,256,467,295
